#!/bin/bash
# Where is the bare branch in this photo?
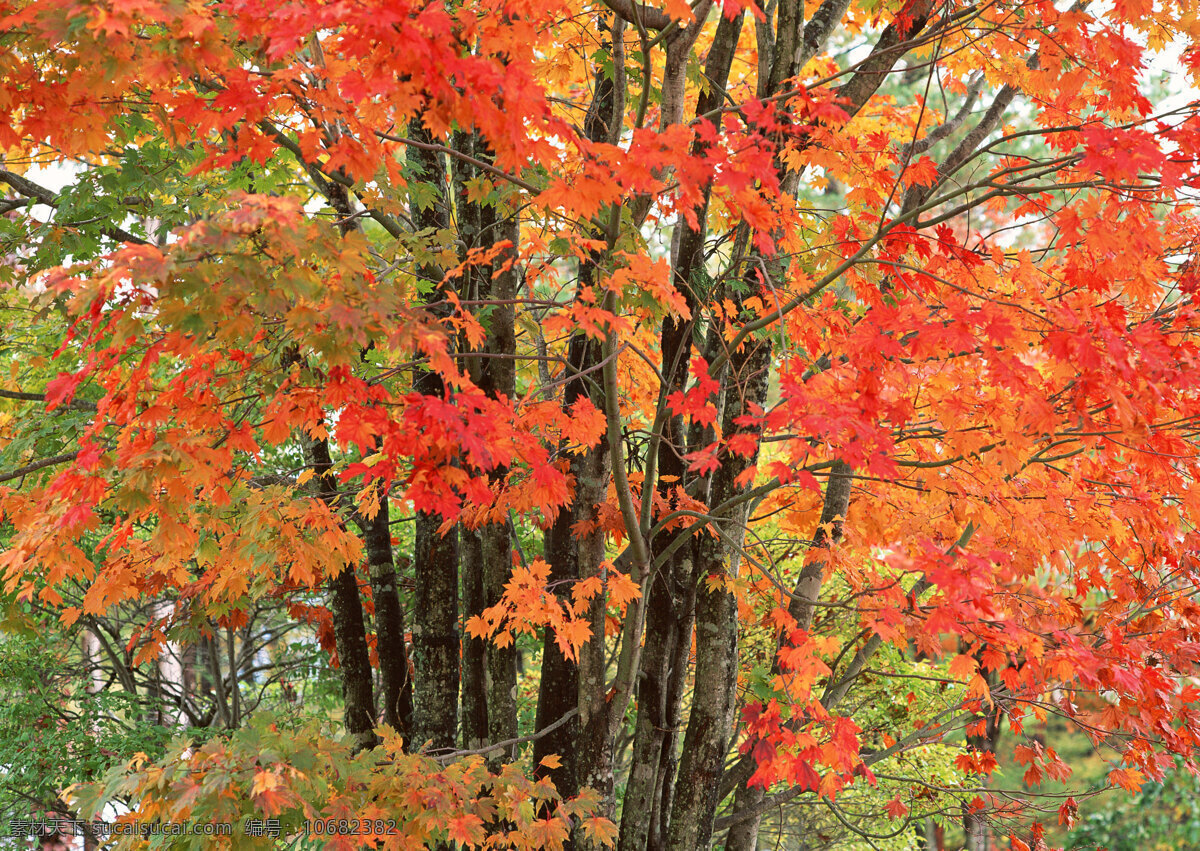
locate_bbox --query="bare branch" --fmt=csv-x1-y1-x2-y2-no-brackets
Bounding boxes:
0,451,80,484
600,0,672,31
905,71,986,157
0,388,97,412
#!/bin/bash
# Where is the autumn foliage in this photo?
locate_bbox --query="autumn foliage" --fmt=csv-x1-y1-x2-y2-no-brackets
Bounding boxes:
4,0,1200,847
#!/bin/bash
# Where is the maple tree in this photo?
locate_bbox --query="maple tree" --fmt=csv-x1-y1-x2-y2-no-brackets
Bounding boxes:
5,0,1200,847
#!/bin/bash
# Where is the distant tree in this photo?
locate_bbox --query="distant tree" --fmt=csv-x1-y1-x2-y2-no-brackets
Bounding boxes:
1066,763,1200,851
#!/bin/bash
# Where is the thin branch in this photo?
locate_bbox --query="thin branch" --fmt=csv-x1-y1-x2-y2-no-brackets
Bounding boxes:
0,388,97,412
426,708,580,763
599,0,671,31
0,169,148,246
0,451,80,484
375,132,541,195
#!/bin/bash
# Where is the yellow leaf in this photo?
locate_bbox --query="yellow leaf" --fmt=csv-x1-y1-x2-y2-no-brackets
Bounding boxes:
572,574,603,614
580,816,618,848
965,673,992,704
251,769,279,796
1109,767,1145,793
948,654,978,680
608,571,641,608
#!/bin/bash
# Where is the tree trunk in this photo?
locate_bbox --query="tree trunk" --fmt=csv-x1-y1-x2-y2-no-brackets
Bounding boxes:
533,13,620,819
363,489,412,737
315,150,407,753
452,127,490,754
964,680,1002,851
535,330,610,802
309,434,378,752
668,283,772,849
461,528,489,751
481,517,516,763
478,193,521,765
718,0,940,839
407,118,461,754
617,11,744,848
411,509,460,752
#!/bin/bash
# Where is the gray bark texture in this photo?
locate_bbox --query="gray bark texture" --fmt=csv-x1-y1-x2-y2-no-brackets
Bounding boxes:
408,119,461,754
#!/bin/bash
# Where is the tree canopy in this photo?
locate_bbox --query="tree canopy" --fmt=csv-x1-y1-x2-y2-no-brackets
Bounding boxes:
4,0,1200,847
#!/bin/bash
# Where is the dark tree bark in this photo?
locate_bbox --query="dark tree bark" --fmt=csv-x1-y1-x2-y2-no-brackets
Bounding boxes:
301,146,411,754
452,127,490,754
309,434,378,752
533,13,621,820
617,10,744,850
717,0,939,841
535,329,609,799
481,517,517,763
461,527,490,751
408,119,461,753
332,177,412,747
667,314,773,848
300,164,396,755
476,186,521,766
411,509,460,752
363,490,412,737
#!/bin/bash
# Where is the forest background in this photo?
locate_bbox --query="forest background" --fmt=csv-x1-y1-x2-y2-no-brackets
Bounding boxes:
5,0,1200,848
